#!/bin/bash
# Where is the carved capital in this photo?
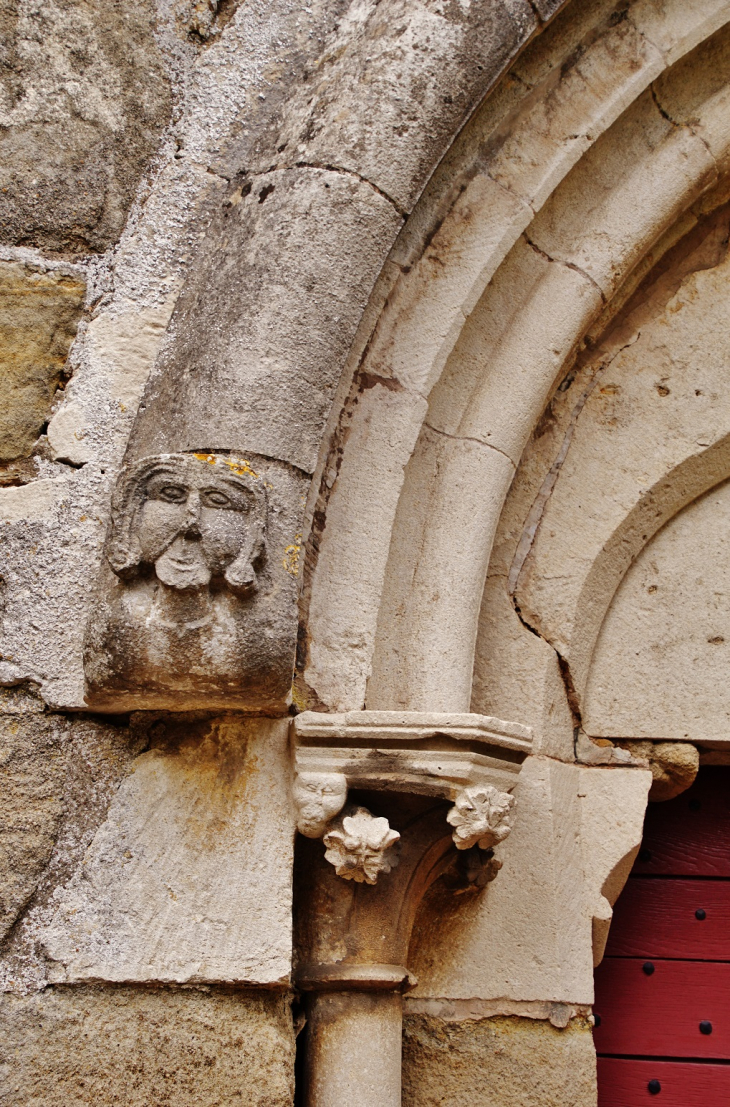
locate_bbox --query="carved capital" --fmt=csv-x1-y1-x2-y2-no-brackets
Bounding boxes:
447,784,515,851
292,711,531,883
323,806,400,885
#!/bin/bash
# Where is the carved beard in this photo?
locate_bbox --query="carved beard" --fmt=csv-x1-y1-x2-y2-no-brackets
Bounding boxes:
154,535,211,591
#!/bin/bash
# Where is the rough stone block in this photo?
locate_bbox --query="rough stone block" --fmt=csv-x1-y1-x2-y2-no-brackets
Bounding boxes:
0,263,84,460
0,712,64,944
43,717,294,986
0,0,172,254
402,1014,596,1107
0,709,148,994
0,985,294,1106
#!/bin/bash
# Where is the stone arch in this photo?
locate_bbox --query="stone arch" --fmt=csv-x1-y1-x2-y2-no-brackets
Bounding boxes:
478,190,730,747
293,6,730,1053
302,0,730,725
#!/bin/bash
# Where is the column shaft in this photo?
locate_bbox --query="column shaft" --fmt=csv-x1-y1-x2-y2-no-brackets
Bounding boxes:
304,991,402,1107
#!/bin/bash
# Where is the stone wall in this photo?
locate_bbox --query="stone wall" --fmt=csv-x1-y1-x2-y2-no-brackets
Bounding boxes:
2,0,730,1103
0,0,172,254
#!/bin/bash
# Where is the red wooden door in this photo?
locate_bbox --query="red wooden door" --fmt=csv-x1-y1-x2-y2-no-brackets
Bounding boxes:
594,767,730,1105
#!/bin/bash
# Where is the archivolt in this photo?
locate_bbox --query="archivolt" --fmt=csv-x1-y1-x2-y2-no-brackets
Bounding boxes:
303,0,730,716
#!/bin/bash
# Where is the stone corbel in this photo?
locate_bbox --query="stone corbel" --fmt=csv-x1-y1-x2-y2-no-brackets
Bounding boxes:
292,711,532,883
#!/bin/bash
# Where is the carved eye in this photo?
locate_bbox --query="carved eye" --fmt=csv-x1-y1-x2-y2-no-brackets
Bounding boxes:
157,485,188,503
202,489,232,508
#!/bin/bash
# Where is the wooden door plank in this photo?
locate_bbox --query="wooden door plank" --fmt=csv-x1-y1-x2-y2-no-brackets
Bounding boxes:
597,1058,730,1106
634,769,730,877
593,959,730,1058
605,878,730,959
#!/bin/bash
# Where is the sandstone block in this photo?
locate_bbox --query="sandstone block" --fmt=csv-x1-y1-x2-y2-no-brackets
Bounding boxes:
0,263,84,460
0,985,294,1106
402,1014,596,1107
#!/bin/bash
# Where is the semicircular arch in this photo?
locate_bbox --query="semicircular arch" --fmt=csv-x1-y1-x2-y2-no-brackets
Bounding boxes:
303,2,730,718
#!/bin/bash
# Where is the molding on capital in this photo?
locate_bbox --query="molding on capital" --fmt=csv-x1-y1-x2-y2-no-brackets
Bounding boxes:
297,963,416,993
294,710,531,749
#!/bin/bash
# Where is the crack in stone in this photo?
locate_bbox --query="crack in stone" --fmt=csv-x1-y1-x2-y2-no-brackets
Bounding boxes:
508,331,640,601
631,14,724,177
422,420,518,471
651,82,720,178
189,158,407,219
505,330,641,731
650,83,678,127
292,161,407,217
524,233,607,303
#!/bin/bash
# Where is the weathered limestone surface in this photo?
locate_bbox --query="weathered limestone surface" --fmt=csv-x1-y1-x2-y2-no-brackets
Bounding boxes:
515,202,730,708
0,700,147,994
233,0,537,211
0,262,85,461
0,0,553,708
408,758,649,1004
3,1,730,1103
43,717,294,986
587,479,730,741
402,1014,596,1107
0,986,294,1106
473,577,575,761
0,0,173,254
127,169,402,475
302,0,730,718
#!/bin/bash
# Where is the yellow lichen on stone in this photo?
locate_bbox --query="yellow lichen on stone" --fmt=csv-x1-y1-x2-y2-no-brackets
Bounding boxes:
225,456,259,479
283,536,302,577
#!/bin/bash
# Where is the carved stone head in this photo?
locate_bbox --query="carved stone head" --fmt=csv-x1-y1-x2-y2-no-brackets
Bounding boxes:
107,453,267,595
293,772,348,838
85,449,303,713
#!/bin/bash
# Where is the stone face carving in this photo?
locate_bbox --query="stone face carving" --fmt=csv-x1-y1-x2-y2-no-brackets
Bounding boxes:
293,772,348,838
107,453,267,595
447,785,515,851
323,807,400,884
84,451,304,713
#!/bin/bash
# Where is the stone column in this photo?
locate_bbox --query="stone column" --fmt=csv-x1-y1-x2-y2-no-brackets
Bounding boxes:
292,710,533,1104
303,987,404,1107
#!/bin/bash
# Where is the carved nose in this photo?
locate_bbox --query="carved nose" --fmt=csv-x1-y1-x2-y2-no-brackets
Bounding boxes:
183,491,202,535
